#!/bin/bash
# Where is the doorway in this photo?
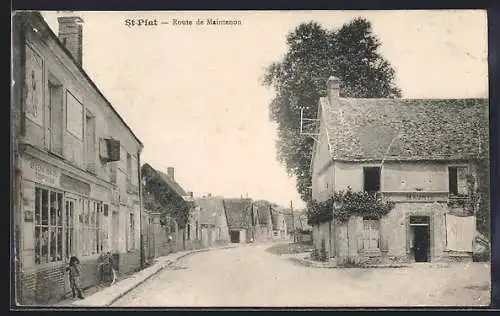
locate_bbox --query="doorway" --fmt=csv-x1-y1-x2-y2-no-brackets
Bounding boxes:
410,216,430,262
230,230,240,243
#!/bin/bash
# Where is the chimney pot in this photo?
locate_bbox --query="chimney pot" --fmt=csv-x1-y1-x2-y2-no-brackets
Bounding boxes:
188,191,193,198
57,16,84,66
167,167,175,180
327,76,340,101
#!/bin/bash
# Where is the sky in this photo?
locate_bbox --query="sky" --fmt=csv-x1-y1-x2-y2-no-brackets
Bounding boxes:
40,10,488,209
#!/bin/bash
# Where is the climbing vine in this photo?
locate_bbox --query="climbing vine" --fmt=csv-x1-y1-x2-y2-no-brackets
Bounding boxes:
141,163,191,228
307,187,395,224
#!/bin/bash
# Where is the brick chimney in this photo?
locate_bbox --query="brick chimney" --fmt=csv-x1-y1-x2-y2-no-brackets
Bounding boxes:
327,76,340,104
57,15,84,66
167,167,175,180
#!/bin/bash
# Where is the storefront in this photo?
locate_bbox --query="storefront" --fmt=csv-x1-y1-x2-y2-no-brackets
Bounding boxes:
19,152,117,304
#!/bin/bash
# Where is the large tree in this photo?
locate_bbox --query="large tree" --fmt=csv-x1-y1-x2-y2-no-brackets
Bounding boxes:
262,18,401,203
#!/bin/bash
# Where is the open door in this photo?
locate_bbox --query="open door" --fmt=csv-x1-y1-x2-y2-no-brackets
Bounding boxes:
410,216,430,262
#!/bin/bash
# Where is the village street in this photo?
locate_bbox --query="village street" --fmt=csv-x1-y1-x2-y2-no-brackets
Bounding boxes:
111,243,490,307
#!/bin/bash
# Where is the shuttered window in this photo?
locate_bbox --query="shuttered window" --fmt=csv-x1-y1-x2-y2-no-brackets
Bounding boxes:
448,166,468,196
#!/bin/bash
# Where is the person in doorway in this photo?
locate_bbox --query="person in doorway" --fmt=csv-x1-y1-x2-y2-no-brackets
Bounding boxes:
66,256,84,299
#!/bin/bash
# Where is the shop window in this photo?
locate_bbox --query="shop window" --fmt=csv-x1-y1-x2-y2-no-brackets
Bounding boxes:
100,204,109,252
65,198,75,259
76,199,104,257
362,217,380,251
34,187,63,264
363,167,381,193
449,166,468,196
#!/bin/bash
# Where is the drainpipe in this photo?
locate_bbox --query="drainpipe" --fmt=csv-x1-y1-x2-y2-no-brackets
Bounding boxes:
137,149,145,269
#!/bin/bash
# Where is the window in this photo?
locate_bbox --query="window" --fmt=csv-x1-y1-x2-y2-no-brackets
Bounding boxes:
127,212,135,250
186,224,191,240
85,112,96,173
66,91,83,140
126,153,132,184
449,166,468,196
34,187,63,264
77,199,104,256
363,167,381,193
110,162,117,184
362,217,380,251
48,81,63,155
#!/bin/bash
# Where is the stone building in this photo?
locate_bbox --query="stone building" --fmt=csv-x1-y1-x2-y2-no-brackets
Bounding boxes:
12,12,143,304
196,195,230,247
309,76,489,264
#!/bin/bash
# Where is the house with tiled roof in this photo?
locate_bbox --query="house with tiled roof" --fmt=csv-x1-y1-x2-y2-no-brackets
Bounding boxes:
222,198,255,243
196,195,230,247
141,164,201,250
309,76,489,265
252,200,274,242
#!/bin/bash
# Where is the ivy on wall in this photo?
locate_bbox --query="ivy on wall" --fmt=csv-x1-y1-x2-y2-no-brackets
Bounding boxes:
306,187,395,225
141,164,191,229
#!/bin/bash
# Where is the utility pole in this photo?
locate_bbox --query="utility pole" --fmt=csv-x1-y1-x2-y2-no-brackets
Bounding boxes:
290,200,296,243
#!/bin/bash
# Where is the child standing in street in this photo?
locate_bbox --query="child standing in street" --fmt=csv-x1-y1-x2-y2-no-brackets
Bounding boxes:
66,256,84,299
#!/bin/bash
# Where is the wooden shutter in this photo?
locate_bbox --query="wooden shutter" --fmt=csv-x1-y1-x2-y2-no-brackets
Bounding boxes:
363,219,380,251
457,167,468,195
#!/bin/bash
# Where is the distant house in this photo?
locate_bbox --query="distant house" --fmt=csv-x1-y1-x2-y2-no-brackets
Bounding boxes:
252,200,274,242
309,76,489,264
141,164,201,251
223,198,254,243
196,195,230,247
271,208,288,240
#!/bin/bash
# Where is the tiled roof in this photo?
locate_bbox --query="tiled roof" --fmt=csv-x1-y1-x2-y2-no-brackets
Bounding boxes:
223,198,253,230
196,197,225,225
321,97,489,161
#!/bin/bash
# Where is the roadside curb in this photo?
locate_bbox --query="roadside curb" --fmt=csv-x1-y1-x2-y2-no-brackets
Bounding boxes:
288,257,410,269
104,245,238,306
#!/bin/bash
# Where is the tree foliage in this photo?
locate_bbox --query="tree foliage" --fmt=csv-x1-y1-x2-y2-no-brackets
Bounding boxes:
262,18,401,203
473,160,490,239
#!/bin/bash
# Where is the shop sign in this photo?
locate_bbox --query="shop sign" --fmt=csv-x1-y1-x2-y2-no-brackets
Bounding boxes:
22,156,60,187
91,183,109,201
60,173,91,196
